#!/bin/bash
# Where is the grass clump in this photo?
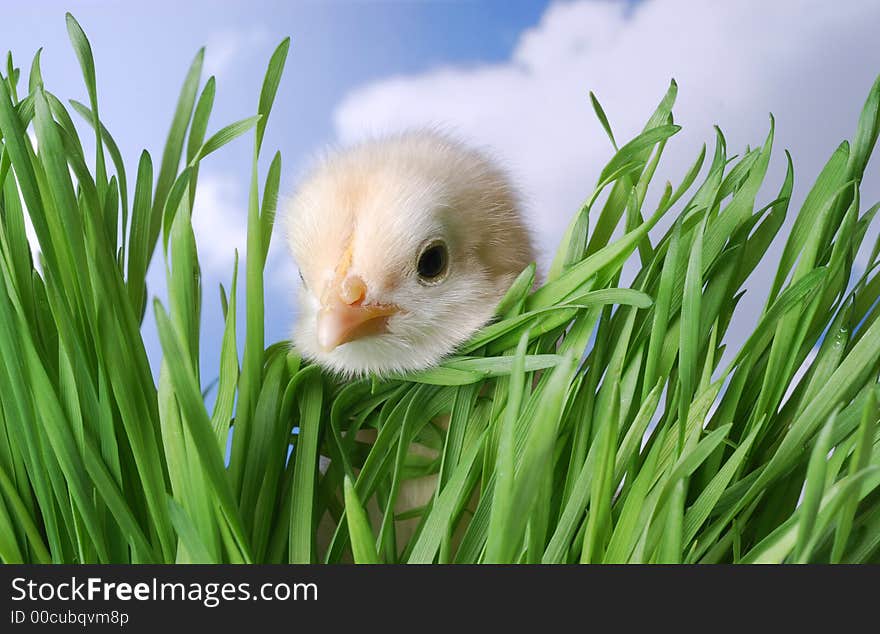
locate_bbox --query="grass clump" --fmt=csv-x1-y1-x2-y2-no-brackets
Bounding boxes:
1,16,879,564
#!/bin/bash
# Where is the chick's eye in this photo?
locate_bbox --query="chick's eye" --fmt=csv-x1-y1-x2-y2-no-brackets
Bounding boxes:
417,240,449,284
298,269,308,289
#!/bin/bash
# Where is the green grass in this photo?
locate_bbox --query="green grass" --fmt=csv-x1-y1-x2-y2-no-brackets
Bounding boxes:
1,16,879,564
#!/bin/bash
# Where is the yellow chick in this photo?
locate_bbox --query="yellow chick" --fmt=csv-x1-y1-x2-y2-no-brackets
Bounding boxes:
285,130,535,376
286,131,535,556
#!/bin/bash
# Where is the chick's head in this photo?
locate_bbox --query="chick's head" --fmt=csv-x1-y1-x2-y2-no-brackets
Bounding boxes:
286,131,534,377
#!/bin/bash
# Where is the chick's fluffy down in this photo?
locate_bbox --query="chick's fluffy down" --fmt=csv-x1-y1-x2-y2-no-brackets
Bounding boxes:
285,130,535,377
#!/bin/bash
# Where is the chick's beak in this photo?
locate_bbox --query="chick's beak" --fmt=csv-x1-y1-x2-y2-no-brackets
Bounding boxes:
317,275,398,351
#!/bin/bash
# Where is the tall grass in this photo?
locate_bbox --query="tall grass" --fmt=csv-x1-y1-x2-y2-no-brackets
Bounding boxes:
1,16,879,564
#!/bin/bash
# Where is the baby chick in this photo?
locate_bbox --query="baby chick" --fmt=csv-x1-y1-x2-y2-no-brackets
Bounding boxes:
286,131,535,556
285,130,535,376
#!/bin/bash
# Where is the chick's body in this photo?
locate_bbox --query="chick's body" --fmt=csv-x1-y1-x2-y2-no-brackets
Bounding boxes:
286,131,535,376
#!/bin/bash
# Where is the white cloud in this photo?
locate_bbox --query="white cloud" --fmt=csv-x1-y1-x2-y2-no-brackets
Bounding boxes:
204,26,269,78
333,0,880,345
190,171,298,291
190,173,247,273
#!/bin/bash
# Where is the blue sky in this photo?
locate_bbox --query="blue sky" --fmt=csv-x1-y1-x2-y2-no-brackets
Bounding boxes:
3,0,880,386
5,1,548,170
